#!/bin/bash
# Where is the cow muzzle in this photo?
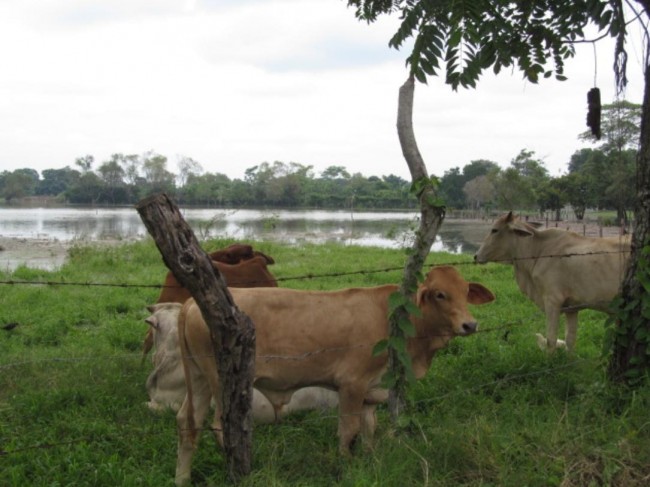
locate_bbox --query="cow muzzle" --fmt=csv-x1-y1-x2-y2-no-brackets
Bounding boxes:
461,321,478,335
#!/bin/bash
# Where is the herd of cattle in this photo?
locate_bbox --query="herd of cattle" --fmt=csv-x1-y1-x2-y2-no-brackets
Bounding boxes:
141,212,631,485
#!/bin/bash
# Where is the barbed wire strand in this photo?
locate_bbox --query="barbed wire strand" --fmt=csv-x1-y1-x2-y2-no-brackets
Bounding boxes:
0,249,624,457
0,248,631,292
0,355,598,457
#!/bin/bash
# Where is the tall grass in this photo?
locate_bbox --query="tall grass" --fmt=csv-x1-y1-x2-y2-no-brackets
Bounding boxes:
1,239,649,486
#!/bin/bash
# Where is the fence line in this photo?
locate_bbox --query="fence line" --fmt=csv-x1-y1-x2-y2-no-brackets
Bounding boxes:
0,321,529,371
0,355,597,458
0,248,631,292
0,244,628,459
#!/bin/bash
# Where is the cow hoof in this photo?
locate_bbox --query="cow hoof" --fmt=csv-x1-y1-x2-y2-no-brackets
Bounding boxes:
535,334,567,352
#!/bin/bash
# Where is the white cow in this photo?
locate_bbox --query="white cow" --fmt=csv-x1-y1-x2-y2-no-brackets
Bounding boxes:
143,303,338,422
474,212,631,351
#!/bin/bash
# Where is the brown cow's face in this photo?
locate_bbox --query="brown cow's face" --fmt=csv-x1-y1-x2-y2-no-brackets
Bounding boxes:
417,266,494,337
474,212,533,264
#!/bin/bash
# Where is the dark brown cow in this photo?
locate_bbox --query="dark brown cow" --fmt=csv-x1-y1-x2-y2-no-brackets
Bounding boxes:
207,243,274,266
155,256,277,304
142,245,277,359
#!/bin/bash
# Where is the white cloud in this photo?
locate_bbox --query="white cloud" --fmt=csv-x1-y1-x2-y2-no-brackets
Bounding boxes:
0,0,645,182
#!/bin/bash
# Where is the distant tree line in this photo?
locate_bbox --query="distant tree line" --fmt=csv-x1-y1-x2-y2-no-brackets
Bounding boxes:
0,153,417,210
0,101,639,218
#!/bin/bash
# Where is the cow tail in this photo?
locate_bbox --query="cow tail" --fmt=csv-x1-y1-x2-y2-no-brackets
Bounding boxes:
178,301,197,443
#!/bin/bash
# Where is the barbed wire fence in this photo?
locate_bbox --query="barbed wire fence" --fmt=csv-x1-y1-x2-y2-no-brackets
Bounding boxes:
0,248,629,457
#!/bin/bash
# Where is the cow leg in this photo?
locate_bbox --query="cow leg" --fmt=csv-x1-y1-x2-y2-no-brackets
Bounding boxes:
208,375,224,448
565,311,579,353
541,303,561,352
359,387,386,449
337,386,365,455
175,377,213,486
360,404,377,450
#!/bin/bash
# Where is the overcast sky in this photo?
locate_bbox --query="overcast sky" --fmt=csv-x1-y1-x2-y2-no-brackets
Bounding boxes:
0,0,646,182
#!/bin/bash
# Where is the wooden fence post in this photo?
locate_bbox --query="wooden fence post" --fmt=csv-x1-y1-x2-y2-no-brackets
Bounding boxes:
136,193,255,482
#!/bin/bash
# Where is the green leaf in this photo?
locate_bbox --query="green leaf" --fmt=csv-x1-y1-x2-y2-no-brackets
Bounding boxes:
397,316,416,337
388,291,407,313
389,335,407,354
404,300,422,318
372,339,389,357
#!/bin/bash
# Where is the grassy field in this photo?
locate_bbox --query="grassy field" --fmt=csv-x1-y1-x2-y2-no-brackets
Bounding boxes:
1,239,649,486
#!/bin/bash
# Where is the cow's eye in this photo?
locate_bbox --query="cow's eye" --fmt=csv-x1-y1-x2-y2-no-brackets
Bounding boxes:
491,228,498,234
435,292,446,300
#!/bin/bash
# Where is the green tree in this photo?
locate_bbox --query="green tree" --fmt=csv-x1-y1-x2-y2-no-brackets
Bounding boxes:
0,169,39,202
97,156,127,204
580,100,641,223
463,174,495,210
463,159,500,182
321,165,351,180
185,172,231,206
65,171,104,204
74,154,94,173
141,151,175,196
37,167,80,197
176,156,203,201
492,150,548,211
537,177,566,221
439,167,465,208
559,172,591,220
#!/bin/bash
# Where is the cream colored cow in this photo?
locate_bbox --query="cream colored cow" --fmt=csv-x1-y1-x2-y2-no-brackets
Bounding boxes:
474,211,630,351
143,303,338,421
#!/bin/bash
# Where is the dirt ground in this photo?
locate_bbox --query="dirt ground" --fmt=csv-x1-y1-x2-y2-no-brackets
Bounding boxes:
0,237,128,272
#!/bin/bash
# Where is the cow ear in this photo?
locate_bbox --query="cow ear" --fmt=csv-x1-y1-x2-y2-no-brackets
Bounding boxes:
467,283,495,305
145,317,158,330
416,287,430,306
146,305,156,313
513,228,533,237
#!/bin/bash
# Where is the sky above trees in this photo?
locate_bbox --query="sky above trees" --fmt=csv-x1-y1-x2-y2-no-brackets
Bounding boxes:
0,0,645,181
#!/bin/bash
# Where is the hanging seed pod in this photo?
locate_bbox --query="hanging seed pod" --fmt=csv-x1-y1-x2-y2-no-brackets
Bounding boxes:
587,87,602,140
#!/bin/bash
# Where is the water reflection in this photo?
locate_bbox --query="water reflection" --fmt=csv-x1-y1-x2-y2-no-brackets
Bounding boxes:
0,207,489,254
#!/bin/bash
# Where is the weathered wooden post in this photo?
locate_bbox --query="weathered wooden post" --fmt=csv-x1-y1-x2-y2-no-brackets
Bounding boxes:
136,193,255,481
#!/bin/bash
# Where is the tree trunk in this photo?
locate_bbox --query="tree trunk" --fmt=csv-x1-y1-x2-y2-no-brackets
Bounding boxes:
136,193,255,481
608,25,650,382
388,75,445,420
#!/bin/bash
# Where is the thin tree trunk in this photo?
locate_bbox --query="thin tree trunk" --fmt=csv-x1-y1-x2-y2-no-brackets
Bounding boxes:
608,16,650,381
136,193,255,481
388,75,445,420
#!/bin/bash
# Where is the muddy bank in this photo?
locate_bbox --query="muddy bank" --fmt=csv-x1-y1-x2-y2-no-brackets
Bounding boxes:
0,220,626,273
0,237,135,272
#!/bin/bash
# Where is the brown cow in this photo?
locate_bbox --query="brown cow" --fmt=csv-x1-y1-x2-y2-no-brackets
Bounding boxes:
474,212,631,351
207,243,275,266
155,256,277,304
174,266,495,485
143,245,277,360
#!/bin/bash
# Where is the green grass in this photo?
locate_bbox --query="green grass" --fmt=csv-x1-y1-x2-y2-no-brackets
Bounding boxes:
1,239,650,486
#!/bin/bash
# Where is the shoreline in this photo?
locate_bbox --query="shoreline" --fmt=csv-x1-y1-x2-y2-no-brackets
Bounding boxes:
0,219,626,272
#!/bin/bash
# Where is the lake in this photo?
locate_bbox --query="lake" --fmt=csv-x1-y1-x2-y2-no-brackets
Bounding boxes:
0,206,491,258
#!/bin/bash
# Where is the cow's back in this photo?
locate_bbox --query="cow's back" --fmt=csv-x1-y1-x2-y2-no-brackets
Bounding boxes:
183,285,396,390
515,231,630,311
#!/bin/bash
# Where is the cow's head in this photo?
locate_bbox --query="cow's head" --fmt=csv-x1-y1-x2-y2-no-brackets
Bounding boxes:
208,243,255,265
416,266,494,339
144,303,183,354
474,211,536,264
